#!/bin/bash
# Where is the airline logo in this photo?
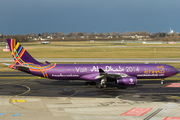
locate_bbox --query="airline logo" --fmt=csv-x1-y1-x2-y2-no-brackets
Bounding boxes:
144,70,165,74
130,78,133,83
156,66,164,68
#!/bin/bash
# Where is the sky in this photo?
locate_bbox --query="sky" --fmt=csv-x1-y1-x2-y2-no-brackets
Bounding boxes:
0,0,180,35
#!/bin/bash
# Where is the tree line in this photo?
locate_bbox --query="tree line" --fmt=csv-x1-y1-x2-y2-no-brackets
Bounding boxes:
0,31,179,42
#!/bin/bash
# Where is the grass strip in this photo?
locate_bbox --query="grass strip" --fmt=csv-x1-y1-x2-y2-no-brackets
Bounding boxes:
1,42,180,58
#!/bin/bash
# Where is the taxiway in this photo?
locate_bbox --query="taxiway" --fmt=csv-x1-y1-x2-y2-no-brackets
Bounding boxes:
0,72,180,120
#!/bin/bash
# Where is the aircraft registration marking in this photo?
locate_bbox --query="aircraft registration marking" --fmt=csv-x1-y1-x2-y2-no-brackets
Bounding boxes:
166,83,180,87
120,108,152,116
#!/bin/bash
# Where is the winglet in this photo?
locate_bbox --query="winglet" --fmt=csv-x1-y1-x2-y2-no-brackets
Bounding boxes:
99,68,105,73
95,68,106,79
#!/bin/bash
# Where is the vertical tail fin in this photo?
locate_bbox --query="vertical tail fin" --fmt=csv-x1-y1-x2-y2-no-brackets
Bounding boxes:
6,39,42,65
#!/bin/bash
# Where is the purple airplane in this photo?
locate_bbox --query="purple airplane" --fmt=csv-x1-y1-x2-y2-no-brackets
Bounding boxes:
4,39,179,88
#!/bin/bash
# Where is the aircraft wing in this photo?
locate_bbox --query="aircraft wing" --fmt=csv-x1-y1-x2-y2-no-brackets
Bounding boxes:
80,68,129,81
95,68,128,79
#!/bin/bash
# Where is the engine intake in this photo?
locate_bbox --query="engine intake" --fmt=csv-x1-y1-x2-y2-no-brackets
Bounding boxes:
116,77,137,86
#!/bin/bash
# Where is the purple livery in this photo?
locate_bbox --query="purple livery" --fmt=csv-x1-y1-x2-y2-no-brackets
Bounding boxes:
5,39,179,88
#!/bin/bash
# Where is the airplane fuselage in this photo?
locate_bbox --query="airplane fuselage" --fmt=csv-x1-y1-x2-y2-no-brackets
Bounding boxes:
29,63,178,81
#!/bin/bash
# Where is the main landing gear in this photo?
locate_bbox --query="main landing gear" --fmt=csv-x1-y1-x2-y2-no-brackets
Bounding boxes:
85,78,108,88
85,81,107,88
97,77,107,88
97,84,107,88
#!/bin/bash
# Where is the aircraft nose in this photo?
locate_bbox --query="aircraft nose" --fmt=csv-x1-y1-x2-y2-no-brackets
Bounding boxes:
174,69,179,75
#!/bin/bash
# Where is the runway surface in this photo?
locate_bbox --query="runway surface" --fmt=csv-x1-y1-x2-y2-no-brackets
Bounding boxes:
1,58,180,63
1,71,180,120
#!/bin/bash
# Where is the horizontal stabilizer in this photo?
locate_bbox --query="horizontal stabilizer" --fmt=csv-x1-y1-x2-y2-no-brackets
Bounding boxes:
2,63,29,72
14,65,29,72
2,63,11,67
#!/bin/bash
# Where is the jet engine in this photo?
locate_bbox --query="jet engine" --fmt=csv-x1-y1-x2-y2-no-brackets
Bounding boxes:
116,77,137,86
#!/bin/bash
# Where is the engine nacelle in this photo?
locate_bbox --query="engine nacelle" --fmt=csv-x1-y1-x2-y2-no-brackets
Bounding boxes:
116,77,137,86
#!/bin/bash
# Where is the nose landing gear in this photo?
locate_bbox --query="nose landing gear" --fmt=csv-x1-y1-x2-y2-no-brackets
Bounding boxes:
161,78,164,84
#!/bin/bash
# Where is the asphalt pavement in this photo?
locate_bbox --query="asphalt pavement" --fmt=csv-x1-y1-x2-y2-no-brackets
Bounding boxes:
1,71,180,102
1,71,180,120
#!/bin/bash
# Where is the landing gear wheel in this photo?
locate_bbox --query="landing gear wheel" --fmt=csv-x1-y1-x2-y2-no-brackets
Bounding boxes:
86,82,96,85
161,78,165,85
97,84,107,88
97,84,102,88
91,82,96,85
102,84,107,88
85,82,91,85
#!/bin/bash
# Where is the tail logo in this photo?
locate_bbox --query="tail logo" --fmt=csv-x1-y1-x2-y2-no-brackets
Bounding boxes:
8,39,56,78
10,39,25,64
